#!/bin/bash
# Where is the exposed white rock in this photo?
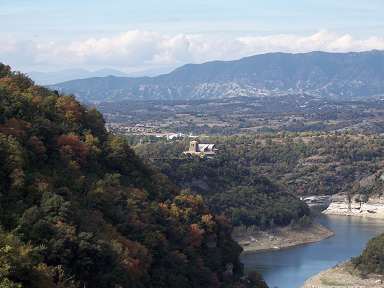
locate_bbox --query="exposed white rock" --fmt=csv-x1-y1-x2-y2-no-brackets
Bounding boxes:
324,194,384,219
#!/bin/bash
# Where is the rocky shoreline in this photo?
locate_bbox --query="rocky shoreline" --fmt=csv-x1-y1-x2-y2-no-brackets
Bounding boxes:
301,195,384,287
302,261,384,288
235,194,384,286
324,194,384,219
233,223,334,254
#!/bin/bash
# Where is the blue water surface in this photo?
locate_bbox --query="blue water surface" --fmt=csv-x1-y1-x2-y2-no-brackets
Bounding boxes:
241,215,384,288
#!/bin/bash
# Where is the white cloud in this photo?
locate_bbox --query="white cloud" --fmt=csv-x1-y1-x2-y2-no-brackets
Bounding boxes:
1,30,384,72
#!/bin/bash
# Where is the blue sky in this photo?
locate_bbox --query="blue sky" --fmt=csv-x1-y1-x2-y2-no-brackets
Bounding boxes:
1,0,384,72
3,0,383,37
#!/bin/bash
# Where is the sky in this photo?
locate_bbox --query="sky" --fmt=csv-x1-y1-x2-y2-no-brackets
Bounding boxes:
1,0,384,73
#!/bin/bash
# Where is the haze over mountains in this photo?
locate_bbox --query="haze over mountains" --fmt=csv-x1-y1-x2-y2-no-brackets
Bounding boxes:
29,68,127,85
29,66,173,85
51,50,384,103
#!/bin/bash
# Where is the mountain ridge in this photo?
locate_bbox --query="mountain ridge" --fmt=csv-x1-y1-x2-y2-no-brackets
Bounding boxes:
28,68,128,85
51,50,384,102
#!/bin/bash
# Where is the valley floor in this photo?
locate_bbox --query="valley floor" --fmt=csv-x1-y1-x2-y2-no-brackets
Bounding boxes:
302,262,384,288
233,223,334,253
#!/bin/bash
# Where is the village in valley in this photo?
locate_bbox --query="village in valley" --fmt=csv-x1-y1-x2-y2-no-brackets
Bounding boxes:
101,94,384,139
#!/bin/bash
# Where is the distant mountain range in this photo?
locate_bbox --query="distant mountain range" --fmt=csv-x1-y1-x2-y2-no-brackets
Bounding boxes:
51,50,384,102
28,68,128,85
29,67,174,85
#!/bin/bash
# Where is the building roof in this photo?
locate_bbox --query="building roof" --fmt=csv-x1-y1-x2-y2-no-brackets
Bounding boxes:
198,144,215,152
184,141,217,157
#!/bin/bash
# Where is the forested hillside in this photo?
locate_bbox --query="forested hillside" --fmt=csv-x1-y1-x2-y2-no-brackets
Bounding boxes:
134,140,311,229
0,64,266,288
134,133,384,227
353,233,384,275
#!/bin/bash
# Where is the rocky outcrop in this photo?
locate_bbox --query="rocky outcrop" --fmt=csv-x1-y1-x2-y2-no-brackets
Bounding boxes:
324,194,384,219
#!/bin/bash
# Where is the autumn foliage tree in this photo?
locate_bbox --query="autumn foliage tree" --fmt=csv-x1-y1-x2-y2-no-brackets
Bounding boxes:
0,64,261,288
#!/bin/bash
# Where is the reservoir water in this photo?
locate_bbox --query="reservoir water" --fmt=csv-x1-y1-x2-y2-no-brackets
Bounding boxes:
241,215,384,288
